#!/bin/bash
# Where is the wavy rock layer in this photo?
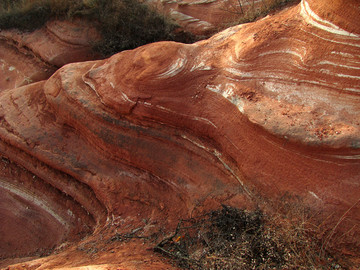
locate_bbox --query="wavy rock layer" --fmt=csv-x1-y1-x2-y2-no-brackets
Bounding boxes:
150,0,297,35
0,0,359,268
0,19,101,92
0,157,96,260
149,0,240,35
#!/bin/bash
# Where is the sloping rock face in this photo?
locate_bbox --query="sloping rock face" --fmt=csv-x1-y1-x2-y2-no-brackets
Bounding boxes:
149,0,297,36
0,19,101,92
0,0,359,268
149,0,241,35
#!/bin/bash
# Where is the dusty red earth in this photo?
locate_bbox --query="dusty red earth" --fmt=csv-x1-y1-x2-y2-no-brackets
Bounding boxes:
0,0,359,269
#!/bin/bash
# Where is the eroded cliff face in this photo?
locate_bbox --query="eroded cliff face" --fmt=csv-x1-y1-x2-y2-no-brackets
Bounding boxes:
0,0,359,268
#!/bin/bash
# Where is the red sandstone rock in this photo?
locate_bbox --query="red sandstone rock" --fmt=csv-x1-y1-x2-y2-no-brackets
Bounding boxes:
149,0,294,35
0,19,101,91
0,0,359,268
149,0,235,35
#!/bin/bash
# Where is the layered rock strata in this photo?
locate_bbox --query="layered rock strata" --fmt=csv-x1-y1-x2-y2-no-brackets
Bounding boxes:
0,0,359,268
0,19,101,91
149,0,295,35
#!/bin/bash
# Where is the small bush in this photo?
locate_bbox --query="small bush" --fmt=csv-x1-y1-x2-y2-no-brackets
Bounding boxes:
222,0,300,26
90,0,181,57
0,1,51,31
0,0,194,57
155,205,345,269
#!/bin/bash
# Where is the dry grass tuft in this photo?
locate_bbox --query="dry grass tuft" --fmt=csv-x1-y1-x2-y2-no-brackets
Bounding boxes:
155,203,346,269
222,0,300,26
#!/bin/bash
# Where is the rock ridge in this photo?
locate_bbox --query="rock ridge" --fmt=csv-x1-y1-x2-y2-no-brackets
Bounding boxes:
0,0,359,268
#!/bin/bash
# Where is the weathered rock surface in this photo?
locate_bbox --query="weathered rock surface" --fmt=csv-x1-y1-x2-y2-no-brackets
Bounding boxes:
149,0,236,35
0,19,101,91
149,0,293,35
0,0,359,268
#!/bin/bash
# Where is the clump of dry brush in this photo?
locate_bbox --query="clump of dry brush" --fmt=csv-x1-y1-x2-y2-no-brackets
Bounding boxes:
155,204,344,269
223,0,300,25
0,0,194,57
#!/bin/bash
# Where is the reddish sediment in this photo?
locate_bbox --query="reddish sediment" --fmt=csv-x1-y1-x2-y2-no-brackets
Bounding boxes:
0,0,359,268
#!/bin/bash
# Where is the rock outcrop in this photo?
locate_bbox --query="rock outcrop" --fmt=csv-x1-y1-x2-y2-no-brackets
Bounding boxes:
148,0,239,35
0,0,359,268
0,19,101,91
149,0,296,36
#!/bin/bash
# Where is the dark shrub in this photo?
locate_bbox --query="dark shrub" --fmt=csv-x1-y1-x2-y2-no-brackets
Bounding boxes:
0,0,194,56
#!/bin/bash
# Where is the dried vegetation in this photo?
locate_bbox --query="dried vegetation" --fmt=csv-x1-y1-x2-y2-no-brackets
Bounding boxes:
155,203,347,269
222,0,300,26
0,0,193,57
0,0,301,57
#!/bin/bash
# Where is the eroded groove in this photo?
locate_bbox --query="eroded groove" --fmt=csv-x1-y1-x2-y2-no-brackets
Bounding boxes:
0,139,107,228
